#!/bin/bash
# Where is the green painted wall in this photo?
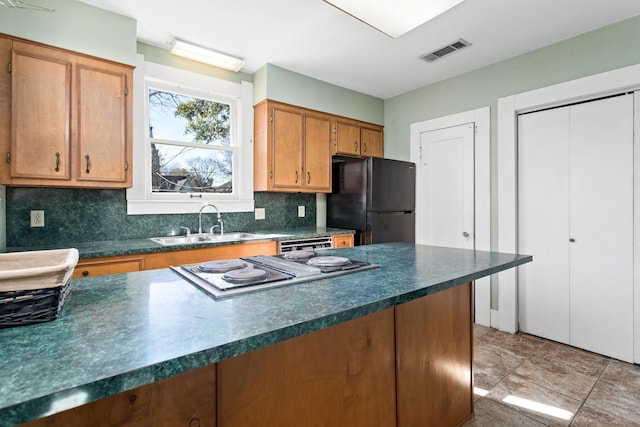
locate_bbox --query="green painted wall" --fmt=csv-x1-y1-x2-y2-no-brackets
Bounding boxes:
385,15,640,309
256,64,384,125
0,0,136,65
385,15,640,162
137,42,253,83
385,14,640,248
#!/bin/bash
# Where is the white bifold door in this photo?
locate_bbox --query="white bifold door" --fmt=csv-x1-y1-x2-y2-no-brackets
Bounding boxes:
518,93,634,363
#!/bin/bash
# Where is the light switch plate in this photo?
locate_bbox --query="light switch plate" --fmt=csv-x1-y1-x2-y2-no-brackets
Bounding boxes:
255,207,265,220
298,205,305,217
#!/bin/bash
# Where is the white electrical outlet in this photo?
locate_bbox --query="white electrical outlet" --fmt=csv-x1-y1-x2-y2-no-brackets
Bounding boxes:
298,205,305,217
30,210,45,227
255,207,266,220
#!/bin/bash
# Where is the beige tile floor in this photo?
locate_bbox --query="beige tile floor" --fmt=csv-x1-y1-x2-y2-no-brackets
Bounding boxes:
464,324,640,426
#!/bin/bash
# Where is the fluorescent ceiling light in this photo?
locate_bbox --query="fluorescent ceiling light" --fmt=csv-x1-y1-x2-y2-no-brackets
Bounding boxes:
170,39,244,72
324,0,464,38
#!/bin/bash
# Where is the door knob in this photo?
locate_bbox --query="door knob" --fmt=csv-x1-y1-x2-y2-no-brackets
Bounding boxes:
462,232,470,238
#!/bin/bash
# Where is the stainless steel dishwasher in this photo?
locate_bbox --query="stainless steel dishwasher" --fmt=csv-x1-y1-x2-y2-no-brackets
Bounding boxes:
277,236,333,254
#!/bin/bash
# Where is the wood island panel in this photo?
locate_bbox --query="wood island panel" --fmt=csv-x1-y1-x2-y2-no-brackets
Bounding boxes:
395,282,473,427
217,308,397,427
22,364,216,427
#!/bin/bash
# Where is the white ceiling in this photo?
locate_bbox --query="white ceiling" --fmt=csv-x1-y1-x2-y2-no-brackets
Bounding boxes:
77,0,640,99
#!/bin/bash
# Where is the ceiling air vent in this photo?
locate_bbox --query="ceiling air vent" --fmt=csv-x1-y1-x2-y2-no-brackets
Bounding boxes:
420,39,471,63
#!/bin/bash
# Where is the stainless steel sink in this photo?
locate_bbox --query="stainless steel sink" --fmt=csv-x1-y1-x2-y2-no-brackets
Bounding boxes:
149,233,288,246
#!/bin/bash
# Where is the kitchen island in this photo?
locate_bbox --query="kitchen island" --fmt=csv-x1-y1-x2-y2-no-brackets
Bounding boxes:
0,243,531,427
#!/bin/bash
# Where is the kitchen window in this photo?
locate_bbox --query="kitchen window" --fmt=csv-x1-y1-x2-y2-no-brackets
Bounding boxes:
127,58,254,214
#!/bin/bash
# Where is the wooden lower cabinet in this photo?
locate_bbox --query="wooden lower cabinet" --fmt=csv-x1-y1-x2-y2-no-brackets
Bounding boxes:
73,241,278,278
73,256,144,279
331,233,354,248
19,283,472,427
22,364,216,427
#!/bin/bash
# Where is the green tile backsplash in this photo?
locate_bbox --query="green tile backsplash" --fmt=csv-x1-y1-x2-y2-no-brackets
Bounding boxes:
6,188,316,247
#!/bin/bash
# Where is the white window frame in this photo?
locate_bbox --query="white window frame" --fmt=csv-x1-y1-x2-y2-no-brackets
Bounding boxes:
127,55,254,214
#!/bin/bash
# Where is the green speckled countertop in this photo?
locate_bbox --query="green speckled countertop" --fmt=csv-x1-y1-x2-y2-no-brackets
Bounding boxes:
5,227,352,259
0,243,531,426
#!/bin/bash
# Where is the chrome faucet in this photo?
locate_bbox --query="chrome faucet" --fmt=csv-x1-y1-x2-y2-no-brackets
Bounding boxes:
198,203,224,235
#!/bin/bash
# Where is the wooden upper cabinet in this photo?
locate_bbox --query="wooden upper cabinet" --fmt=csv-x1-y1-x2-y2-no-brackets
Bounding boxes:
361,126,384,158
333,118,384,158
11,42,72,181
1,36,133,188
333,119,361,157
303,110,331,192
254,100,331,193
76,62,129,183
272,103,303,190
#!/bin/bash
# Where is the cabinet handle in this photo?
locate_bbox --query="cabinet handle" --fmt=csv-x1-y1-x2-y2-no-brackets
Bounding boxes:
307,171,311,184
354,141,358,151
85,154,90,174
295,170,298,183
363,142,367,153
55,152,60,172
569,238,576,242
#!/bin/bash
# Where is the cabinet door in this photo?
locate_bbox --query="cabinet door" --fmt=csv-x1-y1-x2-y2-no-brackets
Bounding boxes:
0,37,11,184
304,111,331,192
334,119,360,156
76,62,130,183
361,126,383,158
272,105,303,189
332,234,354,248
11,42,72,180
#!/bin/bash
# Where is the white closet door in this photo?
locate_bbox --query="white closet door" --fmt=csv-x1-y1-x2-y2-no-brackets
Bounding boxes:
518,107,571,344
569,94,634,362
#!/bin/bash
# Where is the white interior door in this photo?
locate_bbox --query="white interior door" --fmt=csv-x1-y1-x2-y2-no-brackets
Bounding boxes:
419,124,474,249
569,94,634,362
518,106,571,344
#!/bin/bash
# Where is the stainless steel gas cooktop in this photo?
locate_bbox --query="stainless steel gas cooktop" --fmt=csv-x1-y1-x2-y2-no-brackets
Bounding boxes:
170,252,378,299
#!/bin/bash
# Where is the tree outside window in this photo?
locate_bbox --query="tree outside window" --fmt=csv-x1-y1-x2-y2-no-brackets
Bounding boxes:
148,89,233,194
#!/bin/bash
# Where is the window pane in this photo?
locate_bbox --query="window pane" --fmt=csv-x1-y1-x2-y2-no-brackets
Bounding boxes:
148,89,231,146
151,143,232,193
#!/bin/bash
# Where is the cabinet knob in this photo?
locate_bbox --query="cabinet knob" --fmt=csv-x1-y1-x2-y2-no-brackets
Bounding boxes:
463,232,470,238
569,238,576,242
82,270,89,276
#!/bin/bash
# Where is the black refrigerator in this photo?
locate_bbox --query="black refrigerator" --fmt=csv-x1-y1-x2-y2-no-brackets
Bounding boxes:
327,157,416,245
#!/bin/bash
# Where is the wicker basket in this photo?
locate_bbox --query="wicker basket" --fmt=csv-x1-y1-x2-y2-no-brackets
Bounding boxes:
0,248,79,327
